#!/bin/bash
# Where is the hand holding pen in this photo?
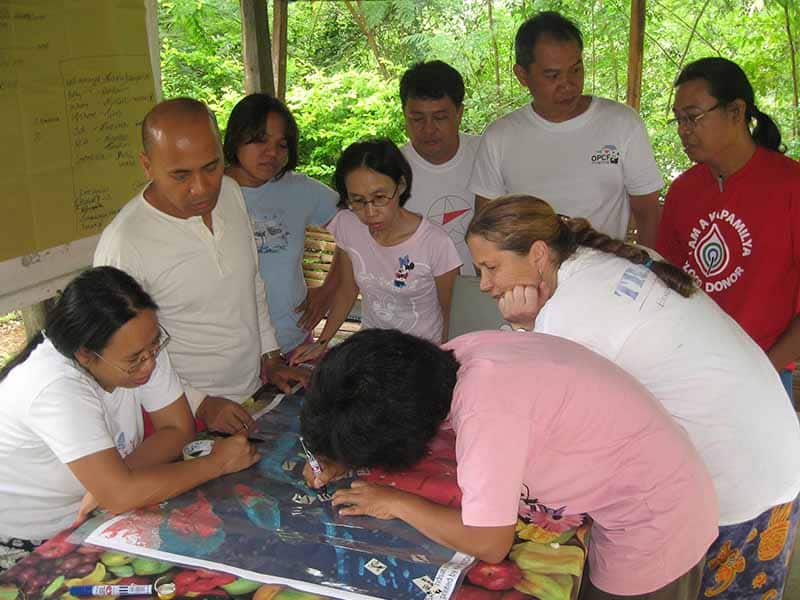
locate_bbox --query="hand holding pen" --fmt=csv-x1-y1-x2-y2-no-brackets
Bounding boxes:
300,437,350,494
299,436,328,495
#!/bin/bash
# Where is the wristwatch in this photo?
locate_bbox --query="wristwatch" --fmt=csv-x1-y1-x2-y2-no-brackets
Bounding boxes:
264,349,284,361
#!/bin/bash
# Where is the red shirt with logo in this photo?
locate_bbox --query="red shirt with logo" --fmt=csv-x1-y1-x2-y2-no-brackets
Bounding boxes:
656,147,800,355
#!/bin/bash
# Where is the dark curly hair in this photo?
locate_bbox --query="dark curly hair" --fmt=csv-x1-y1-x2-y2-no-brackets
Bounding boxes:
300,329,459,469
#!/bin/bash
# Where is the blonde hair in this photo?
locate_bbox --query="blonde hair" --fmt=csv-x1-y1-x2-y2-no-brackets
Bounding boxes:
467,195,695,298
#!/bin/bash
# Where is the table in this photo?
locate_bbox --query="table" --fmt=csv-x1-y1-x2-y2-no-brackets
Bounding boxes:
0,393,589,600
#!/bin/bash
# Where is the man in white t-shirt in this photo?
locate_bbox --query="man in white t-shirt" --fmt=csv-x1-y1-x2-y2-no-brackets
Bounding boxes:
95,98,307,433
469,11,663,246
399,61,480,275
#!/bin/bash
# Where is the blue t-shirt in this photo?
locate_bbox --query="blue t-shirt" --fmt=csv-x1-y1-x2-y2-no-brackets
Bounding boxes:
242,172,338,352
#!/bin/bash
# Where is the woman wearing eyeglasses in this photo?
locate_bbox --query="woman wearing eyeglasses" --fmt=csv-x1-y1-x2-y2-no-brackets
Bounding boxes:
290,139,461,364
656,57,800,404
0,267,259,570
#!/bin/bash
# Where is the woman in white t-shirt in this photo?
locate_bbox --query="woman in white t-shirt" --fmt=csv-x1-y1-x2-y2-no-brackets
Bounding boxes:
0,267,259,571
466,195,800,599
291,139,461,363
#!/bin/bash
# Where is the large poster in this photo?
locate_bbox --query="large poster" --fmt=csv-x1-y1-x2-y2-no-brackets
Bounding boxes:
85,396,472,600
0,0,154,262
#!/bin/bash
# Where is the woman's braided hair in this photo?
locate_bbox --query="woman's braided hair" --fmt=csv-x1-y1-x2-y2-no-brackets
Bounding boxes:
467,195,695,298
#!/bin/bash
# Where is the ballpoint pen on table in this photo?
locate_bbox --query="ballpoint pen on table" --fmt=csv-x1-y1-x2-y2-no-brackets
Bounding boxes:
214,430,269,444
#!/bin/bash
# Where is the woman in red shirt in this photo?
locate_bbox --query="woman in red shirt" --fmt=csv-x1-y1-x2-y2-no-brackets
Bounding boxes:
656,57,800,404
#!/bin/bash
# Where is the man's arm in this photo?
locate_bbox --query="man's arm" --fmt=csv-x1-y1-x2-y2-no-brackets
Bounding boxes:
629,191,661,248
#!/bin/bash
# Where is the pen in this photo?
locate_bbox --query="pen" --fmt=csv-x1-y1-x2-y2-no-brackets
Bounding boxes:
299,436,329,495
69,584,152,597
214,431,269,444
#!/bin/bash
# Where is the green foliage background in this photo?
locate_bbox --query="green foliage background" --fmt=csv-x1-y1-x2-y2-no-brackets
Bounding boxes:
158,0,799,187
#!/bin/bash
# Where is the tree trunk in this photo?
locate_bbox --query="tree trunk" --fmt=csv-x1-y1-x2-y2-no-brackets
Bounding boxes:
591,0,596,94
783,0,799,139
626,0,645,110
487,0,501,94
343,0,391,81
240,0,275,95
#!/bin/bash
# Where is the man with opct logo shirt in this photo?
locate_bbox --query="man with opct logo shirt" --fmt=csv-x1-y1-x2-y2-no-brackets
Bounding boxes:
469,11,663,247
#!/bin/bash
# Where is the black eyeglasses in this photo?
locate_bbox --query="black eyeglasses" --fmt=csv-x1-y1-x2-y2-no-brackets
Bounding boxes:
347,183,400,211
668,103,721,129
93,324,172,376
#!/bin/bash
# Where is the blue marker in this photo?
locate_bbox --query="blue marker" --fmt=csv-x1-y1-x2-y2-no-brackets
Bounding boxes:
69,584,153,596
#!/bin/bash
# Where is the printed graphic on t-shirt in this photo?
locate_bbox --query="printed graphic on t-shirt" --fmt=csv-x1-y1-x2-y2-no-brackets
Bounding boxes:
115,431,136,457
425,195,473,261
355,268,421,333
516,484,585,544
613,263,650,301
394,255,415,288
252,210,290,253
590,144,620,165
683,208,752,294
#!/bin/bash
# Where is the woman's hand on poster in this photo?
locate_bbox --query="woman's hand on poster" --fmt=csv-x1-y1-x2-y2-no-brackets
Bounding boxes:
332,480,409,520
260,356,310,392
295,286,334,332
497,281,551,331
288,339,327,366
197,395,255,434
302,456,349,488
209,433,261,475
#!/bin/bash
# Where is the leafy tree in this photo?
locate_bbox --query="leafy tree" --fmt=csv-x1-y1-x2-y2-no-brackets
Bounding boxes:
287,69,406,184
157,0,797,183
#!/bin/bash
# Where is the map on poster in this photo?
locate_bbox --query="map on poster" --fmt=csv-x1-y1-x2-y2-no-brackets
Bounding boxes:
84,395,472,600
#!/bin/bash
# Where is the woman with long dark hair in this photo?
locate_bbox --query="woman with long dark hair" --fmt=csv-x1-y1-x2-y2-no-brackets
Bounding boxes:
0,267,258,571
657,57,800,403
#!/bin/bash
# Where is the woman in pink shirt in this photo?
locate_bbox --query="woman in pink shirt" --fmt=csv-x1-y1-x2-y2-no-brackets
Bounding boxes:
300,328,718,599
291,139,461,363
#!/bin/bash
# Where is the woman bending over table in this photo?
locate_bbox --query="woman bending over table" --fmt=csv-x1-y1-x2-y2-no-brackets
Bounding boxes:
0,267,259,571
467,195,800,599
291,139,460,363
300,328,718,600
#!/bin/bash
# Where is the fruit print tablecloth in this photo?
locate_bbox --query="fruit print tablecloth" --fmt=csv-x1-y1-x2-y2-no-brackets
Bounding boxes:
0,393,589,600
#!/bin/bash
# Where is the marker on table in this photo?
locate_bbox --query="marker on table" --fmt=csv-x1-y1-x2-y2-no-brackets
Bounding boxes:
69,584,153,597
299,436,328,495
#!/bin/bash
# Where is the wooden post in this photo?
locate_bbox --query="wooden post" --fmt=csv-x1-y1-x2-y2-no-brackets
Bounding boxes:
240,0,275,95
272,0,288,100
625,0,645,111
144,0,163,102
